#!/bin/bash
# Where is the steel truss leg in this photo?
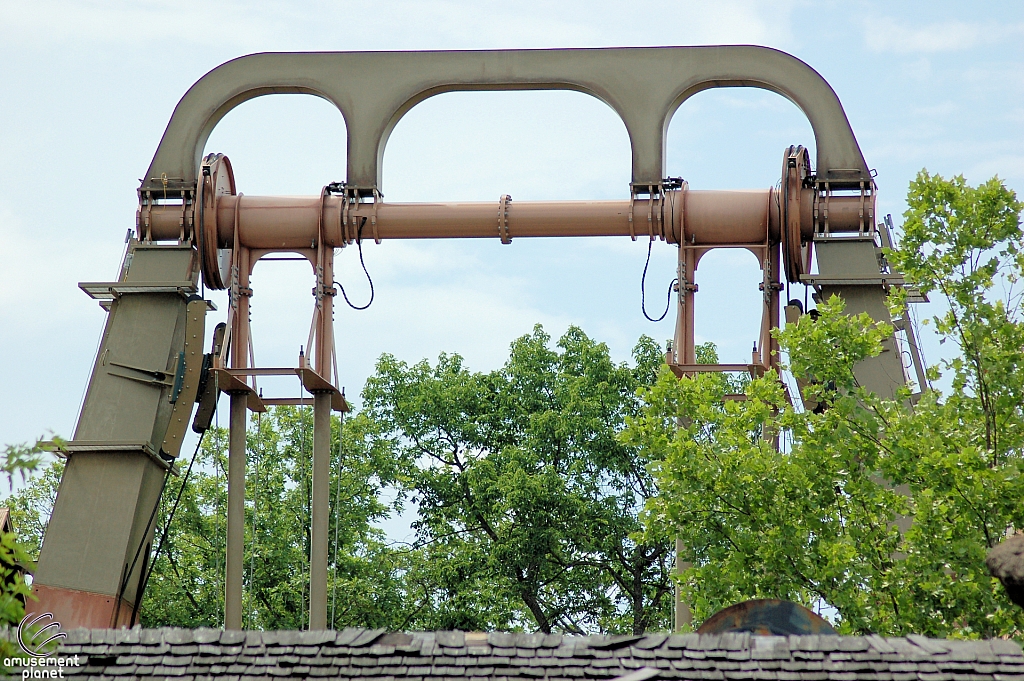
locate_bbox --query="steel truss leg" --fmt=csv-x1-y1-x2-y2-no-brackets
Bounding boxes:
308,393,331,629
225,393,247,630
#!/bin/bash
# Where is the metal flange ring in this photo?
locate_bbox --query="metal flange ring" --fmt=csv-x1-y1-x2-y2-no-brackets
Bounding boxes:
781,145,810,283
197,153,235,290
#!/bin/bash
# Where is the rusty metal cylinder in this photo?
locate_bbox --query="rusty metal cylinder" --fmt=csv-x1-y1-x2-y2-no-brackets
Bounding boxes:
144,190,767,249
681,190,776,245
336,199,651,242
144,187,871,250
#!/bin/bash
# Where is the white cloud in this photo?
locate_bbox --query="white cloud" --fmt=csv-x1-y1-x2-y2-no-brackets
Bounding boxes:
966,153,1024,187
680,0,798,46
863,16,1024,54
0,0,796,52
0,1,280,49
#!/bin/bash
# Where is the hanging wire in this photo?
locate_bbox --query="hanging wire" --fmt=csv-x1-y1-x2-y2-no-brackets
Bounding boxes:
338,217,374,310
641,236,677,322
115,443,176,626
135,429,209,624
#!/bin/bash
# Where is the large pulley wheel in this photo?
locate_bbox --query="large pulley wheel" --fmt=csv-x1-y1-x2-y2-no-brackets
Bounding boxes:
197,153,235,290
781,145,810,284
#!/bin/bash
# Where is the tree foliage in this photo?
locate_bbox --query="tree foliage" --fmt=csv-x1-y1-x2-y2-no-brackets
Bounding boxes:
140,408,412,630
894,171,1024,460
0,438,53,661
5,459,62,564
363,325,672,634
5,327,672,635
633,171,1024,638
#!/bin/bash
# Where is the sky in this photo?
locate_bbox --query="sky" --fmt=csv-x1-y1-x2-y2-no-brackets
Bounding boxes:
1,1,1023,462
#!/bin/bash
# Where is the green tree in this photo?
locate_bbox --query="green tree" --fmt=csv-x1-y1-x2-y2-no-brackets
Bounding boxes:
893,171,1024,461
5,337,674,635
363,325,672,634
0,438,54,661
633,172,1024,639
5,459,63,563
140,407,414,629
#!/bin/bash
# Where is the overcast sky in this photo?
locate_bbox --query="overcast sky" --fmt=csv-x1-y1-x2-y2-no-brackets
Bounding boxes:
1,1,1022,456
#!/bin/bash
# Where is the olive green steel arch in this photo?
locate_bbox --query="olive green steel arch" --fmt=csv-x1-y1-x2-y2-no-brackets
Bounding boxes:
141,46,871,197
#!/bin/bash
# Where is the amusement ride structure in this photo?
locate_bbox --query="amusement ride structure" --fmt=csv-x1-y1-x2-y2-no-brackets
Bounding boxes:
27,46,925,631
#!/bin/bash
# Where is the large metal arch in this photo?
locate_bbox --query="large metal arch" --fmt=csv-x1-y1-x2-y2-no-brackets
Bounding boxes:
142,46,870,197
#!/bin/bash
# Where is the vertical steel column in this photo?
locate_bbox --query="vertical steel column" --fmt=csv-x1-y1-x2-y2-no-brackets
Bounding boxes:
758,243,782,370
231,246,252,371
225,394,247,630
674,245,697,365
308,244,335,629
768,243,781,368
316,235,335,382
225,246,251,630
672,243,697,630
309,392,331,630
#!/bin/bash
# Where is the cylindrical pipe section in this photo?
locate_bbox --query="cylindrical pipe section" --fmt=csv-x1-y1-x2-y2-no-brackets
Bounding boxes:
682,190,776,245
146,187,871,254
308,392,331,631
225,393,247,631
197,196,683,248
145,188,867,250
340,199,645,242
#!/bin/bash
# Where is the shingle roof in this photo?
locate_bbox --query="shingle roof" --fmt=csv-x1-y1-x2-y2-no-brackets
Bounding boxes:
30,628,1024,681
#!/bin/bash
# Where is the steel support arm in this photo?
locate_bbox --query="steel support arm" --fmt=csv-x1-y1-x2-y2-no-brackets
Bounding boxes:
142,47,870,197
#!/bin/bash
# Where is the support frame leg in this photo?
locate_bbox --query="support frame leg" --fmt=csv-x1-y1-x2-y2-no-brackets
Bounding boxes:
308,392,331,630
225,393,247,630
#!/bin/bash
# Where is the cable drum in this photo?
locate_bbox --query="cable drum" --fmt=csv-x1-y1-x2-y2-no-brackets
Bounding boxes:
197,153,235,290
781,145,811,284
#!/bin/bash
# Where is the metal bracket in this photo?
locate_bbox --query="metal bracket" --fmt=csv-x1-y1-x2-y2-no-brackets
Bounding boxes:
628,178,683,243
628,183,660,241
106,366,176,389
160,297,208,458
136,182,194,244
80,281,198,301
813,181,829,236
138,191,153,242
811,179,875,237
371,188,382,244
102,348,178,389
59,440,177,472
169,351,186,403
333,183,383,245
